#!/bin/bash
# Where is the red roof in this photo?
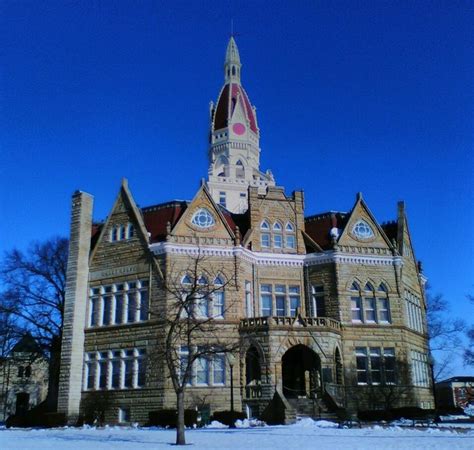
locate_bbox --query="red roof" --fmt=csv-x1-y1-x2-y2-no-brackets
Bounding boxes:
142,201,188,243
213,82,258,133
305,212,348,250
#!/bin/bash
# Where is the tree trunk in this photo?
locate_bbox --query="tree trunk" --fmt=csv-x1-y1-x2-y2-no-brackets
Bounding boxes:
176,390,186,445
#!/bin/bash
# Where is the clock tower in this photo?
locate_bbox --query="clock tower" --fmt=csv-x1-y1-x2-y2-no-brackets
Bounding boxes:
207,37,275,213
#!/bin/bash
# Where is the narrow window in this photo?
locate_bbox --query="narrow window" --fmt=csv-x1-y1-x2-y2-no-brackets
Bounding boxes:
261,233,271,248
139,289,149,321
118,407,130,423
127,223,135,239
356,348,368,384
260,284,272,316
219,191,226,208
351,296,362,321
370,348,381,384
119,224,126,241
25,366,31,378
213,354,225,385
196,356,209,385
111,356,121,389
111,226,118,242
285,235,296,249
364,297,376,322
378,297,391,323
124,355,134,388
289,286,300,316
137,349,146,387
384,348,396,384
103,294,112,326
311,285,325,317
99,353,108,389
275,285,286,316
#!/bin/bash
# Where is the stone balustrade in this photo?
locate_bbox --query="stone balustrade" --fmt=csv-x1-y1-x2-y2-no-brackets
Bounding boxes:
239,316,342,331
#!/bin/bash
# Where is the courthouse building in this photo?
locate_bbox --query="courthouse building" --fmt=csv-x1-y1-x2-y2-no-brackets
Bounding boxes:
58,38,434,424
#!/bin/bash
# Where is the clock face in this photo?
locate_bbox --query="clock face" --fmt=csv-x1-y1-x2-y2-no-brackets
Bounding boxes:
232,123,246,135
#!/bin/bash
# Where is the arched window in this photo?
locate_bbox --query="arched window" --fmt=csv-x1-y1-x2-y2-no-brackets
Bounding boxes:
364,282,374,292
273,222,283,248
127,223,135,239
182,275,192,285
378,283,388,293
377,284,391,323
350,281,360,291
213,276,225,318
198,276,208,285
285,222,295,232
232,66,236,76
111,226,118,242
260,220,271,248
285,222,296,249
236,160,245,179
119,224,126,240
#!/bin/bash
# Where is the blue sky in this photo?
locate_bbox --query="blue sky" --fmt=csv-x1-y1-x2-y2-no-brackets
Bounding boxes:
1,1,473,374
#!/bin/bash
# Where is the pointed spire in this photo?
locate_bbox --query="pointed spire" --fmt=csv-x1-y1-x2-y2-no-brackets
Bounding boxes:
224,36,241,84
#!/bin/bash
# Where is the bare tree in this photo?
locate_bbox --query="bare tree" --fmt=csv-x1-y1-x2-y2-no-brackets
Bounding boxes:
464,294,474,367
151,248,240,445
0,236,68,410
425,285,465,380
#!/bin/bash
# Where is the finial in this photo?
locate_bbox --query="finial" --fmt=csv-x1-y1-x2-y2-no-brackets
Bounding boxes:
121,177,128,188
356,192,363,201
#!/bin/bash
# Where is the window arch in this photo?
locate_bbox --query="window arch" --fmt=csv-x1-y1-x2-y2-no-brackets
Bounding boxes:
236,160,245,179
285,222,295,232
350,281,360,291
260,220,270,230
378,283,388,293
364,282,374,292
181,274,192,285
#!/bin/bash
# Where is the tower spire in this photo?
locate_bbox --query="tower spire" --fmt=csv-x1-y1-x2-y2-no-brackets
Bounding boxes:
224,36,241,84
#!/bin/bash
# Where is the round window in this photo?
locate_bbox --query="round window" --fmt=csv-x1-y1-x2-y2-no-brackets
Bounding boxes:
352,220,375,240
191,208,215,229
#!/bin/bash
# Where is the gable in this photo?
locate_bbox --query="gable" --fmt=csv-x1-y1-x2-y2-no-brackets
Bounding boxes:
337,194,393,250
89,179,150,269
170,185,235,241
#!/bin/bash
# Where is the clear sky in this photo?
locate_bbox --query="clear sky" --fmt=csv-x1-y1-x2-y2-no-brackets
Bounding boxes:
1,1,473,374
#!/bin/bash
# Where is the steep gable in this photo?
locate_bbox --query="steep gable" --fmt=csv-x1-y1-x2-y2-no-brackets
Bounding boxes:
336,193,393,251
170,184,236,242
89,179,151,270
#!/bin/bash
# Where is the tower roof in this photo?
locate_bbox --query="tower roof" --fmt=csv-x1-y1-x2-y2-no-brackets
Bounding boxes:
225,36,241,67
213,83,258,133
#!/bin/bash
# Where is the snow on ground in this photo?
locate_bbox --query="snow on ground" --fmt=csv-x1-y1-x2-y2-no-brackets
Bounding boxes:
1,419,473,450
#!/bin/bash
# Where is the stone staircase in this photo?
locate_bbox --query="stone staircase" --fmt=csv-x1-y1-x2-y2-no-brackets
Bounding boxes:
287,397,338,421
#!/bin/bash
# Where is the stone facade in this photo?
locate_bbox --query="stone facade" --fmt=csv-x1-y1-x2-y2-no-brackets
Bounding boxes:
57,38,434,424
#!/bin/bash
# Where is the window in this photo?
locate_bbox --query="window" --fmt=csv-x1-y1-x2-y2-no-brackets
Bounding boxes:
236,160,245,179
310,285,325,317
355,347,396,385
275,285,286,316
110,223,135,242
289,286,300,316
259,283,301,317
25,366,31,378
404,290,423,333
213,284,225,318
370,348,381,384
351,296,362,321
356,348,368,384
411,350,430,387
89,279,149,328
352,220,375,240
213,354,226,385
196,357,209,385
285,235,296,249
273,233,282,248
261,233,271,248
219,192,227,208
350,281,391,324
364,297,376,322
285,222,294,232
85,349,146,391
191,208,216,228
260,284,272,316
118,407,130,423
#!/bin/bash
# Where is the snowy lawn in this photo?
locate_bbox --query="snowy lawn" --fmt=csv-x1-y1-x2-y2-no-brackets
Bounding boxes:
1,419,473,450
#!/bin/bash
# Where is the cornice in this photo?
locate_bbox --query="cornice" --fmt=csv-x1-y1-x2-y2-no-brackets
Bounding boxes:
149,242,404,268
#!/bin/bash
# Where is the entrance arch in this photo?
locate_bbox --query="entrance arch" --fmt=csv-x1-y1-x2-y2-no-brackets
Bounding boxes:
282,345,321,398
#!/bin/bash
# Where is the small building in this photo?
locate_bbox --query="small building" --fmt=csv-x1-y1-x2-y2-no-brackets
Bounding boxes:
435,376,474,409
0,335,49,421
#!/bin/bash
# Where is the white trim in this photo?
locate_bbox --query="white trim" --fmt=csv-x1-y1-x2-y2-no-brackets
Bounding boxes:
149,242,404,268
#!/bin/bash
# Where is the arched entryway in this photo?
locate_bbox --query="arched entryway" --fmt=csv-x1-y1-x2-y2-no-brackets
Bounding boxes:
282,345,321,398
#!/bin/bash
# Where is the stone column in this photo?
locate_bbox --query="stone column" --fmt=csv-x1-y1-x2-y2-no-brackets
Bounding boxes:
57,191,93,422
